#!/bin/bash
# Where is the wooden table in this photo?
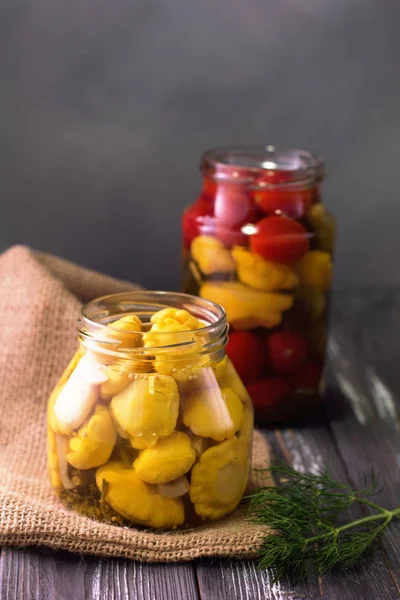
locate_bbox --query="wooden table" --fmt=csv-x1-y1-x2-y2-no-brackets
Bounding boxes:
1,290,400,599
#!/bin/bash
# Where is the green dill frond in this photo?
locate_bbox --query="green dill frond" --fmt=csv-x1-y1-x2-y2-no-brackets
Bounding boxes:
247,464,400,582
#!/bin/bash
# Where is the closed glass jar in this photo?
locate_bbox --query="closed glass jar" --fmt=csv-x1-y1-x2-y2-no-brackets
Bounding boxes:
182,146,335,423
47,291,253,530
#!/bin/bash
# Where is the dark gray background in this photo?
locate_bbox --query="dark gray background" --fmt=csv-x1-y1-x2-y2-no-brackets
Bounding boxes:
1,0,399,290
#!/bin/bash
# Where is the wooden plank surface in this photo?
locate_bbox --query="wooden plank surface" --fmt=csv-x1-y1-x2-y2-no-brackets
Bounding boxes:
2,290,400,599
324,291,400,594
0,548,200,600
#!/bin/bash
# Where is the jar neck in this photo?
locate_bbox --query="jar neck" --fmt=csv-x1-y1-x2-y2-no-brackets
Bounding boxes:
78,291,228,364
200,145,325,190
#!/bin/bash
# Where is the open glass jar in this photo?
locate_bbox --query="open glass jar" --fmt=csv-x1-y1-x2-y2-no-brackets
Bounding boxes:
182,146,335,423
47,291,253,530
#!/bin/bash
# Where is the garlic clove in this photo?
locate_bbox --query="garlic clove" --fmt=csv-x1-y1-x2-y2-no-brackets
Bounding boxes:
158,476,190,498
54,357,100,435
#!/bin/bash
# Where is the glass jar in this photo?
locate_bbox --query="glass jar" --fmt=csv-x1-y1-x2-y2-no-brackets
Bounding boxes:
182,146,335,424
47,291,253,530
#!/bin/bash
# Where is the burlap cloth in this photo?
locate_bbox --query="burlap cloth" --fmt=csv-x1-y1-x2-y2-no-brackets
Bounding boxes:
0,245,273,561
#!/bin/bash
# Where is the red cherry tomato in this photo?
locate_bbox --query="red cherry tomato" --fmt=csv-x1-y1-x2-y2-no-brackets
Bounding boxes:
226,331,265,385
254,186,313,219
182,196,213,249
250,215,310,264
291,362,322,390
267,331,308,374
252,170,312,219
247,377,291,415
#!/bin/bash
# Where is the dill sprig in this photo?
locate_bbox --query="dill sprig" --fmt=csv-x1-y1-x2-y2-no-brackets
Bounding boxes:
247,464,400,582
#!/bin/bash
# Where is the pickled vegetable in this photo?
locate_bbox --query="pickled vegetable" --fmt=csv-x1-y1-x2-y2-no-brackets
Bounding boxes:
190,436,249,519
182,147,334,423
200,282,293,330
48,298,253,529
110,374,179,440
191,235,235,275
95,461,185,529
133,431,196,484
250,216,310,264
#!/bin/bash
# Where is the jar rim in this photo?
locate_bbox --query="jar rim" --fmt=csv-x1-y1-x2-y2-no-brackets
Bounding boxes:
79,290,227,356
200,144,325,186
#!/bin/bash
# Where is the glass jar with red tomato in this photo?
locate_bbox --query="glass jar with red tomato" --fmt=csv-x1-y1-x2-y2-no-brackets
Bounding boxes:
182,145,335,424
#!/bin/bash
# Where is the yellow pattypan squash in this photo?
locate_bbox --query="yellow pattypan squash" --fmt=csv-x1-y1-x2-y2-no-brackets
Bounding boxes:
110,374,179,440
191,235,235,275
216,358,248,402
96,461,184,528
144,308,206,380
308,204,336,253
130,432,160,450
232,246,298,291
190,437,249,520
294,250,332,291
200,281,293,330
100,367,131,399
67,405,117,470
106,315,143,349
150,308,202,330
134,431,196,484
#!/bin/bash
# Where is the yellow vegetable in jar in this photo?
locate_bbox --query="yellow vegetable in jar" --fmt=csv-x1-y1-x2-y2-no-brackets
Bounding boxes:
134,431,196,484
190,437,249,520
145,308,201,348
96,461,184,529
92,315,143,361
100,367,131,399
217,358,248,402
145,308,206,380
130,432,160,450
191,235,235,275
67,405,117,470
294,250,332,291
150,308,202,331
107,315,143,349
224,388,244,431
110,374,179,439
182,385,242,441
200,282,293,330
232,246,298,291
308,204,335,253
